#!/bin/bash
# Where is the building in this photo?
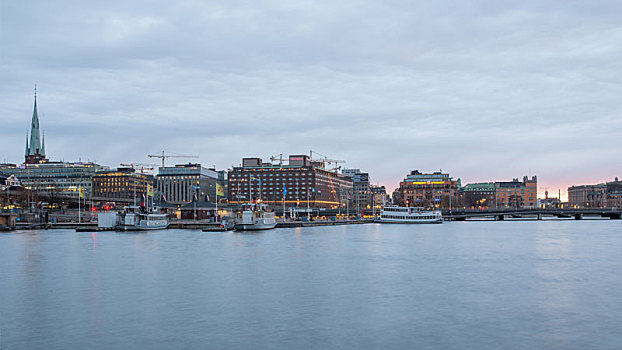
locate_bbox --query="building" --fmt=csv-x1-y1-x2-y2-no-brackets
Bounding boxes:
156,163,226,205
460,182,496,208
397,170,460,208
0,173,20,191
538,191,561,209
568,183,607,208
342,169,373,211
567,177,621,208
341,169,361,178
92,168,154,205
370,185,388,208
0,162,107,202
25,89,48,165
391,189,401,206
180,200,217,220
228,155,353,209
495,176,538,208
606,178,622,208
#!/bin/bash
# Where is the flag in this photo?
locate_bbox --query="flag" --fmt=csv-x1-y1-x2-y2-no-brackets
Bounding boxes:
216,183,224,196
162,194,167,201
283,185,287,197
206,194,210,201
147,184,154,197
78,186,85,199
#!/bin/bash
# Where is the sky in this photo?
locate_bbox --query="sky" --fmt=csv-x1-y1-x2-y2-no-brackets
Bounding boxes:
1,0,621,199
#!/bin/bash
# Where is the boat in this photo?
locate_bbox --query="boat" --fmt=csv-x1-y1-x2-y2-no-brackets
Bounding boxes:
202,216,235,232
378,205,443,224
114,206,169,231
234,203,277,231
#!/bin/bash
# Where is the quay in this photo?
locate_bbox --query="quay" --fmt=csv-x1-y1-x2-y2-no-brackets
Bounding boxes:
4,208,620,231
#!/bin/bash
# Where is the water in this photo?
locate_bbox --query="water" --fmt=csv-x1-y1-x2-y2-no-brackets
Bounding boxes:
1,221,622,349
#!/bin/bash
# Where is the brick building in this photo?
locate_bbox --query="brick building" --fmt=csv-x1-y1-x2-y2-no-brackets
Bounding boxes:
228,155,353,209
495,176,537,208
397,170,460,208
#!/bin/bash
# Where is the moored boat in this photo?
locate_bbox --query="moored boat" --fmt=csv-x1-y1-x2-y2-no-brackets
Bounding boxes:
100,206,169,231
234,203,277,231
378,205,443,224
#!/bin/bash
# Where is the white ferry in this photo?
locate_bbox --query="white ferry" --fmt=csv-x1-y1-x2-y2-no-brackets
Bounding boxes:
378,205,443,224
115,206,170,231
234,203,277,231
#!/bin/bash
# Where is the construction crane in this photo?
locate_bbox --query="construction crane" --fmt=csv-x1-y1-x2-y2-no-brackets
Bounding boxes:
120,163,158,174
270,154,285,166
147,150,199,168
309,150,345,172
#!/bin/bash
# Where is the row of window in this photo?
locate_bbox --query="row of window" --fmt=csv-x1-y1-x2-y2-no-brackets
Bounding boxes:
383,215,438,220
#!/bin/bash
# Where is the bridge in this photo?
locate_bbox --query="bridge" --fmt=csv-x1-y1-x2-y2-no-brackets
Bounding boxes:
442,208,622,221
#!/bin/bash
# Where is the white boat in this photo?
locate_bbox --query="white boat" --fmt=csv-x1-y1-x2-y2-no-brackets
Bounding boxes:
378,205,443,224
116,206,170,231
234,203,277,231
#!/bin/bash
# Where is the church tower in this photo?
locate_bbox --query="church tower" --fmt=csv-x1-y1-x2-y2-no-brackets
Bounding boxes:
25,86,48,164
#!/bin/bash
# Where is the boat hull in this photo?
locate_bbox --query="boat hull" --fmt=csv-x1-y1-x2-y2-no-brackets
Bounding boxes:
234,223,277,231
116,223,170,231
376,219,443,224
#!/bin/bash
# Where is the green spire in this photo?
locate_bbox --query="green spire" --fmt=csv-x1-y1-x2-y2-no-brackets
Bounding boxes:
28,90,42,156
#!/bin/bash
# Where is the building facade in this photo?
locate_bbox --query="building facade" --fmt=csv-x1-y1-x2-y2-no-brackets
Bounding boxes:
228,155,353,209
0,173,20,191
460,182,496,208
370,185,388,208
156,163,226,205
92,168,154,205
397,170,460,208
0,162,107,202
495,176,537,208
567,178,621,208
606,178,622,207
342,169,373,211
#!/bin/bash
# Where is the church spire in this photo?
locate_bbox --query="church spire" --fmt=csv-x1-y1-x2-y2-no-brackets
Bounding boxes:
25,85,48,164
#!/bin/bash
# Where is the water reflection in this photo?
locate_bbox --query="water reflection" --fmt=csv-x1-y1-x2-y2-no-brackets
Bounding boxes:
1,222,621,350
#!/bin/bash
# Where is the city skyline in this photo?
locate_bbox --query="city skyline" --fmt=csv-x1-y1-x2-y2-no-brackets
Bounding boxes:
2,1,621,199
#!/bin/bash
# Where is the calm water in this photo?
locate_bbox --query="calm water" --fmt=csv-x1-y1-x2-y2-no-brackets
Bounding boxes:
2,221,622,349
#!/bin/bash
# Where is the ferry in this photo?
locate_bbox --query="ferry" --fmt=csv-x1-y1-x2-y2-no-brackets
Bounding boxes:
378,205,443,224
234,203,277,231
115,206,170,231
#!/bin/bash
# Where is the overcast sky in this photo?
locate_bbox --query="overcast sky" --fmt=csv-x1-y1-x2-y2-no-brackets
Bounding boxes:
1,0,621,198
